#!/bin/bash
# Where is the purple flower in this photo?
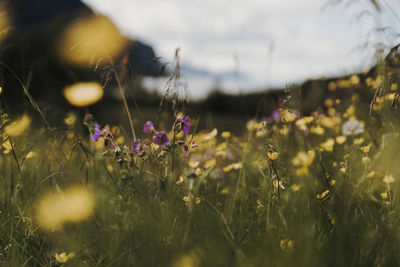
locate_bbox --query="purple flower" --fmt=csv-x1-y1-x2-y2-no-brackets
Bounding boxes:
180,115,191,135
182,123,191,135
91,124,101,141
131,140,140,153
154,132,170,146
143,121,154,133
181,115,190,123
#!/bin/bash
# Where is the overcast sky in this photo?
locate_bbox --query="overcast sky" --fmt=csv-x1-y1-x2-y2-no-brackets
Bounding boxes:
83,0,400,97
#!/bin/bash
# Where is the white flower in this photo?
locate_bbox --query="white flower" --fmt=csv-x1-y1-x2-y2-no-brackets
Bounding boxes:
342,120,364,136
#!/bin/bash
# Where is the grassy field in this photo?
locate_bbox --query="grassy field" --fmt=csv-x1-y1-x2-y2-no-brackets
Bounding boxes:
1,62,400,267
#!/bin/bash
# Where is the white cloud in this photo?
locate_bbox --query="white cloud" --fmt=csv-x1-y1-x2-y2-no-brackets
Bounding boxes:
83,0,400,96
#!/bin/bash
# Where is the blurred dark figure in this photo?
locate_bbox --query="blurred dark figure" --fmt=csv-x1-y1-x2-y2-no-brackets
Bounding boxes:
0,0,163,118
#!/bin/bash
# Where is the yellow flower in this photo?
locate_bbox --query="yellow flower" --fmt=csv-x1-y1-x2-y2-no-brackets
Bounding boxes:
189,159,200,169
3,114,31,137
328,81,336,91
353,138,364,145
2,139,12,154
290,184,301,192
35,187,95,231
324,98,334,107
316,189,330,199
204,158,216,169
221,131,231,139
383,174,395,184
350,75,360,85
55,252,75,263
281,109,297,123
360,144,371,153
310,125,325,135
381,192,388,200
267,152,279,160
220,187,229,195
320,138,335,152
335,136,346,144
292,150,315,167
63,82,104,107
223,165,233,173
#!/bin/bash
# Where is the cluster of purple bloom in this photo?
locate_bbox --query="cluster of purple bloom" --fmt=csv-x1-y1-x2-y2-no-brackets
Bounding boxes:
91,124,102,141
180,115,191,135
93,115,192,155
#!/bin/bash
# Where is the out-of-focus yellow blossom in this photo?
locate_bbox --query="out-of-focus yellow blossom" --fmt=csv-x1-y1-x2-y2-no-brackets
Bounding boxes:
246,120,263,131
195,197,201,204
328,81,337,91
316,189,330,199
3,114,31,137
273,180,285,191
337,79,351,88
216,142,227,151
290,184,301,192
2,139,12,154
195,168,202,176
281,109,297,123
324,98,334,107
116,136,125,145
55,252,75,263
320,138,335,152
221,131,231,139
292,150,315,167
385,93,396,102
223,162,242,172
256,128,268,137
151,143,160,151
390,83,397,92
342,105,355,119
339,167,346,174
381,192,388,200
204,158,216,169
35,186,95,231
336,136,346,144
327,107,336,117
383,174,395,184
353,138,364,145
220,187,229,195
360,144,371,153
366,171,375,178
362,156,370,164
310,125,325,135
176,175,185,185
267,152,279,160
25,151,35,159
215,150,227,158
330,180,336,186
350,75,360,85
279,125,290,136
319,116,340,129
63,82,104,107
296,166,309,177
189,160,200,169
280,239,294,251
64,113,77,126
59,15,127,66
94,137,105,150
172,254,199,267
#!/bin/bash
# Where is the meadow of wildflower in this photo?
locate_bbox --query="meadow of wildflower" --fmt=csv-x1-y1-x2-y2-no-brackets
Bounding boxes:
1,50,400,267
